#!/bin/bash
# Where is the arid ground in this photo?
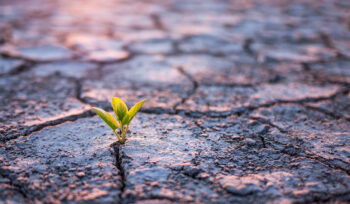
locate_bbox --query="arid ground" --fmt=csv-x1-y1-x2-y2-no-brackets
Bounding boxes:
0,0,349,203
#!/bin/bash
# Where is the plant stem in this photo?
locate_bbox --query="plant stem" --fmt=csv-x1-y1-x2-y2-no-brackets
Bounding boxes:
120,123,125,143
122,124,129,142
113,129,122,143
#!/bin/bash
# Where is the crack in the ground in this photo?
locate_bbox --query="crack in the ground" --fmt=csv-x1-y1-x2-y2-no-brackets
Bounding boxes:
301,62,350,86
303,153,350,175
73,78,93,106
187,115,350,199
4,86,348,143
0,1,349,203
3,66,348,145
259,135,266,148
263,133,350,176
139,196,178,202
246,116,350,175
1,109,94,143
112,142,126,204
0,52,75,64
249,116,288,133
269,137,350,176
0,59,36,77
173,66,199,110
176,87,350,118
0,52,44,77
319,32,347,59
302,104,350,122
245,87,350,114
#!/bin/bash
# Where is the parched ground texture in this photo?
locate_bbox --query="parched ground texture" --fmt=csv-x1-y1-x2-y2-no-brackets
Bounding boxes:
0,0,350,203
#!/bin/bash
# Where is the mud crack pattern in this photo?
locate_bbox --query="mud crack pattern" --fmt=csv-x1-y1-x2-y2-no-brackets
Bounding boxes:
0,0,349,203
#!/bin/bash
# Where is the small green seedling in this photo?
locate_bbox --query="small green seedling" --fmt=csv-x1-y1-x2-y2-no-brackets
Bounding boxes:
93,97,145,144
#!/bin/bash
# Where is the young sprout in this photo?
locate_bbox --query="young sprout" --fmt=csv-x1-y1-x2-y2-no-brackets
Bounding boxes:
93,97,145,144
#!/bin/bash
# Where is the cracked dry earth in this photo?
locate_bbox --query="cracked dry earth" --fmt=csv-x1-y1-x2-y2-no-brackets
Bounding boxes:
0,0,350,203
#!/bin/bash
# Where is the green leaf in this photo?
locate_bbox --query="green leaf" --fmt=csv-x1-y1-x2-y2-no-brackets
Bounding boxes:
111,97,128,121
128,99,145,124
92,107,119,130
122,114,129,125
117,102,128,122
